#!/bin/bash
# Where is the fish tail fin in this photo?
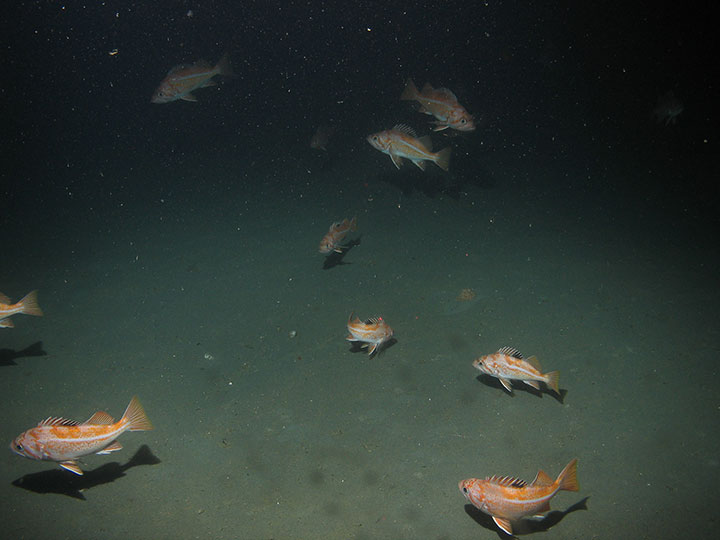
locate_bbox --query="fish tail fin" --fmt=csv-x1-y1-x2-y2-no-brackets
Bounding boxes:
545,370,560,394
19,290,43,317
557,458,579,492
215,53,233,77
122,396,153,432
400,78,419,101
434,147,452,171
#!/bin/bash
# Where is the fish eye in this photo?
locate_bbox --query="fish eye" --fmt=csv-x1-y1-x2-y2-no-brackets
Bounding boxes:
373,136,378,141
462,487,468,493
15,444,23,451
460,118,466,124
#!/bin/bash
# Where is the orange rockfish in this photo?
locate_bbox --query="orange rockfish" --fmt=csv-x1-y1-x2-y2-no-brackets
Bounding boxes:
473,346,559,394
0,290,43,329
459,458,579,536
401,78,475,132
319,216,357,254
10,396,153,475
346,313,394,356
367,124,451,171
151,54,232,103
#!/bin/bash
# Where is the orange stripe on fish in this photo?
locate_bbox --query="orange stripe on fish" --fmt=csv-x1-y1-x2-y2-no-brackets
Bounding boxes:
367,124,451,171
319,216,357,254
459,459,579,535
473,346,560,394
346,312,394,356
401,78,475,132
0,290,43,329
10,396,153,475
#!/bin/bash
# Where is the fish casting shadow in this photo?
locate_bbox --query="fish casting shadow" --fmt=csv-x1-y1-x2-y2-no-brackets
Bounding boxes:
11,444,161,500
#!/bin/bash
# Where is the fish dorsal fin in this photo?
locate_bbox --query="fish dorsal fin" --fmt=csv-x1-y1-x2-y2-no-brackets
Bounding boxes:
0,292,10,303
526,355,542,371
393,124,417,137
435,87,459,101
39,417,80,427
365,317,382,325
488,475,527,488
497,346,523,359
418,135,433,151
84,411,115,425
420,82,435,95
531,469,554,486
167,64,189,75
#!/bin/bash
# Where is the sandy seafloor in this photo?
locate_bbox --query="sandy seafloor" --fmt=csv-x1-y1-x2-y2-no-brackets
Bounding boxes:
1,134,718,539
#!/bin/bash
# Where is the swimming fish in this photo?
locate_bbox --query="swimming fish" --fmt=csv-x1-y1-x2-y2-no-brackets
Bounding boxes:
0,290,43,329
319,217,357,254
459,458,579,535
400,78,475,132
473,346,560,394
367,124,451,171
10,396,153,475
151,54,232,103
346,313,394,356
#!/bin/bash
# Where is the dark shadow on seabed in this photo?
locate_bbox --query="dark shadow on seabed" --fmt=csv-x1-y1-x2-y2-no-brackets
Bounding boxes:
463,497,589,537
11,445,161,500
322,236,362,270
475,374,567,404
0,341,47,367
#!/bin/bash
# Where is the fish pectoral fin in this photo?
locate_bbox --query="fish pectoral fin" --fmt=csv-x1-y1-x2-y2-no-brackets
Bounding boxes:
432,124,450,131
412,159,427,171
97,440,123,455
181,93,198,102
60,461,84,475
390,153,404,169
492,516,513,535
498,377,513,393
201,80,218,88
367,343,378,355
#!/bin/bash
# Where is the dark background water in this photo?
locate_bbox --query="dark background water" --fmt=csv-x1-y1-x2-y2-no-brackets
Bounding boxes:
1,2,718,539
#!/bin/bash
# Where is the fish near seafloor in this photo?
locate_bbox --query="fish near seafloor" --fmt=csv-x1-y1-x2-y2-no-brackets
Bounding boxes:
472,346,560,394
367,124,451,171
400,78,475,132
10,396,153,475
346,313,394,356
318,216,357,254
459,458,579,536
0,290,43,329
151,54,232,103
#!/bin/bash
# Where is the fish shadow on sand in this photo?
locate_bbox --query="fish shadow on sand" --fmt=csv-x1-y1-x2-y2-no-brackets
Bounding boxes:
347,337,397,357
322,237,362,270
11,445,161,500
0,341,47,367
463,497,589,537
475,374,567,404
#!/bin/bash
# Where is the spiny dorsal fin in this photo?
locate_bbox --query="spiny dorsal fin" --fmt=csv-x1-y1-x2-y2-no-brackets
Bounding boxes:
487,475,527,488
366,317,382,325
39,417,80,427
393,124,418,138
532,469,554,486
84,411,115,425
497,346,523,359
